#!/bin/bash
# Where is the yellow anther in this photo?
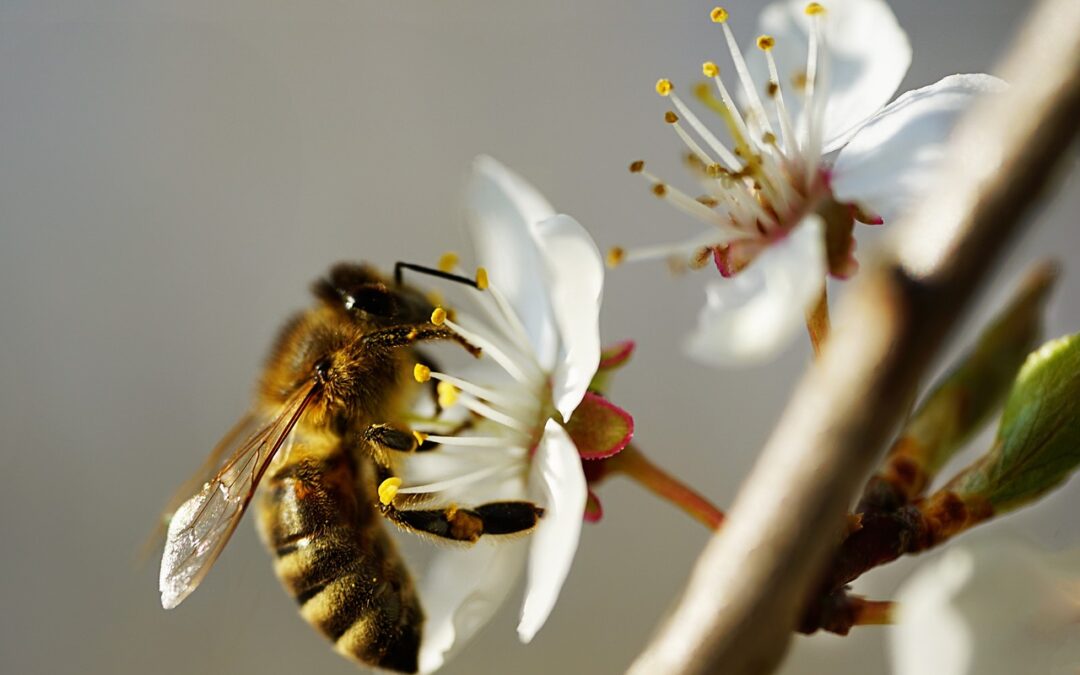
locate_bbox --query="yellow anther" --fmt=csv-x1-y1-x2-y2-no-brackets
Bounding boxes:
437,381,459,408
474,267,489,290
757,35,775,50
652,183,668,197
710,7,729,23
629,160,645,173
655,79,673,97
664,111,679,124
606,247,625,268
437,251,459,273
412,430,427,447
762,131,777,146
702,61,720,78
413,363,431,383
430,307,447,326
804,2,826,15
378,477,402,506
690,247,712,270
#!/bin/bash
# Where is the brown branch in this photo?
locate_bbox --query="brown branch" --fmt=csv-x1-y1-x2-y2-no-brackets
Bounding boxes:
626,0,1080,673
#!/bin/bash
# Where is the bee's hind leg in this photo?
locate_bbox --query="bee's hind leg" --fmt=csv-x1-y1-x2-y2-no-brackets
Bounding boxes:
379,497,544,544
371,463,543,543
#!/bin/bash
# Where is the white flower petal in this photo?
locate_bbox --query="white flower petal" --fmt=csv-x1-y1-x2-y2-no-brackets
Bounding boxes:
890,540,1080,675
517,420,587,642
466,155,559,368
890,546,976,675
831,74,1006,224
749,0,911,151
533,214,604,421
683,215,826,366
418,539,529,674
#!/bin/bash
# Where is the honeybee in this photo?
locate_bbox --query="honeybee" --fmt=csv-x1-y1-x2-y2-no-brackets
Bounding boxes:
158,262,544,673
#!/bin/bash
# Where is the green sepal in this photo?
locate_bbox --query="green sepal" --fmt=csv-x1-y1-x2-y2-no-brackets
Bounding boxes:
565,392,634,460
588,340,635,394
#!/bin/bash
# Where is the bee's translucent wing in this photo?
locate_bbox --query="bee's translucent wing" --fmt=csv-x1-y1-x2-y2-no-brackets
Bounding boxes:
159,383,316,609
140,412,258,564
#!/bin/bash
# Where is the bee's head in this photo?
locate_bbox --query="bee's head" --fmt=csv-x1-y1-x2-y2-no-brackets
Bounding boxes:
312,262,435,327
261,307,410,426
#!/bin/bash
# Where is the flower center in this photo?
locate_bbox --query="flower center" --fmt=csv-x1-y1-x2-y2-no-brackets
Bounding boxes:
387,263,557,502
613,3,834,270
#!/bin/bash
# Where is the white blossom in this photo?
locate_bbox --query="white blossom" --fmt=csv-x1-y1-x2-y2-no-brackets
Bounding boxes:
618,0,1004,365
389,156,604,673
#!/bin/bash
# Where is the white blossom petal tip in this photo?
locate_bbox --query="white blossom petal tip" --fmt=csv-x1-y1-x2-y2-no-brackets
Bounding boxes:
466,155,559,365
831,73,1007,223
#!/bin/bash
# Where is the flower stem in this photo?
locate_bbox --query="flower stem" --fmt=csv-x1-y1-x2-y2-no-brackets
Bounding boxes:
851,598,894,626
608,444,725,530
805,286,830,358
798,590,894,634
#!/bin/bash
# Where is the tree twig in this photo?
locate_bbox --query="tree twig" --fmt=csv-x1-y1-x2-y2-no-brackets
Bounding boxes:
626,0,1080,672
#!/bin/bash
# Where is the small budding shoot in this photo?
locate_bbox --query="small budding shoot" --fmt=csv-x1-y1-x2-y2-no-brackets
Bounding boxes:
937,332,1080,522
860,264,1057,511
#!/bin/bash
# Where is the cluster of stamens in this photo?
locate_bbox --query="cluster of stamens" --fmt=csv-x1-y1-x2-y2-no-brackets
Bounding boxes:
611,3,831,269
377,257,549,505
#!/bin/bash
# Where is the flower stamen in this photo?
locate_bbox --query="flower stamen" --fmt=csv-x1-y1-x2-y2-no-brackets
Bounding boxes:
443,315,537,386
658,81,742,171
378,477,402,505
713,8,776,142
759,36,798,158
633,165,745,236
803,2,830,176
396,462,519,497
437,251,459,273
665,111,722,170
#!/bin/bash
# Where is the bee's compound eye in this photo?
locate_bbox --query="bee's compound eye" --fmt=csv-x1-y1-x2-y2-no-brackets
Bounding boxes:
348,285,397,318
312,356,333,383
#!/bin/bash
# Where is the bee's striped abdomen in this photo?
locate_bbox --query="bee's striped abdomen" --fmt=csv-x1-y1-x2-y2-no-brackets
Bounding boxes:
256,447,423,674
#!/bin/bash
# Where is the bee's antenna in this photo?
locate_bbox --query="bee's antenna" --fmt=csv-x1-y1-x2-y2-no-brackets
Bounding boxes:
394,261,480,290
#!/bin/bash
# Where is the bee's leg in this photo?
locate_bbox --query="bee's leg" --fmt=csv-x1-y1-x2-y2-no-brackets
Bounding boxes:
380,499,544,543
362,423,432,468
362,418,478,468
373,466,544,543
362,324,481,358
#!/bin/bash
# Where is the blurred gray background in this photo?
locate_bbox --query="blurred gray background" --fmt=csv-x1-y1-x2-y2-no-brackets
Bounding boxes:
1,1,1077,674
